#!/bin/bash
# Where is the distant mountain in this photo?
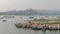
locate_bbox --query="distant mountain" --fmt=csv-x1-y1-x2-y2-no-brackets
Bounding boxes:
0,9,60,16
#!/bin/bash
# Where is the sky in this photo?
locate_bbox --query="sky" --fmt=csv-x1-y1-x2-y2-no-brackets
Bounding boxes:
0,0,60,11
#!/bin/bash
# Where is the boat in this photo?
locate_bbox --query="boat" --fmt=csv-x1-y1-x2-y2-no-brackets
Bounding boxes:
29,17,34,19
31,23,42,30
15,23,23,28
15,23,60,30
20,17,22,19
15,23,32,28
32,27,41,30
2,20,7,22
0,18,3,19
3,15,15,18
0,16,3,19
47,24,60,30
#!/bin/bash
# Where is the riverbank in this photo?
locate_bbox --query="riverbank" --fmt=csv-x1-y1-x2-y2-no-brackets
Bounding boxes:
29,19,60,24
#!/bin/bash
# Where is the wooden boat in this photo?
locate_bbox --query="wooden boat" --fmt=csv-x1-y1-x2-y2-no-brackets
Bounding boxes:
22,24,30,28
15,23,31,28
29,17,34,19
47,24,60,30
0,16,3,19
2,20,7,22
15,23,23,28
15,23,60,30
31,23,42,30
32,27,41,30
3,15,15,18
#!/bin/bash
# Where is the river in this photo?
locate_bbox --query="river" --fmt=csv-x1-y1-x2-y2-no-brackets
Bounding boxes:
0,15,60,34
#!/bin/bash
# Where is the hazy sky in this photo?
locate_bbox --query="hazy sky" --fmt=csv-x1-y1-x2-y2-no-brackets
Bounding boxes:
0,0,60,11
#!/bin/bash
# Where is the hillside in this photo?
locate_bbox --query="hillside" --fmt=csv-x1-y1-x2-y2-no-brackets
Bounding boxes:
0,9,60,16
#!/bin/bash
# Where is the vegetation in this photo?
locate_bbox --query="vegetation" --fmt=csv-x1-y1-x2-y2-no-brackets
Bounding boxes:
29,19,60,24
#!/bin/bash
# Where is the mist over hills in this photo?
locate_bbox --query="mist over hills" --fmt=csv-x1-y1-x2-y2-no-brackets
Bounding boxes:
0,9,60,16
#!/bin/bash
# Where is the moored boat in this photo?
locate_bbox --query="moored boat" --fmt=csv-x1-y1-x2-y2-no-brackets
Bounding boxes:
31,23,42,30
3,15,15,18
0,16,3,19
2,20,7,22
15,23,23,28
47,24,60,30
15,23,60,30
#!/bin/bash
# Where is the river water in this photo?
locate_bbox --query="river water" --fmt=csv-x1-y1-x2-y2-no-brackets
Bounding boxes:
0,15,60,34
